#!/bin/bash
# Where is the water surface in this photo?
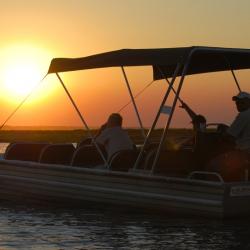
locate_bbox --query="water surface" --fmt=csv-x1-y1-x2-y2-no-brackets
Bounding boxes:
0,202,249,250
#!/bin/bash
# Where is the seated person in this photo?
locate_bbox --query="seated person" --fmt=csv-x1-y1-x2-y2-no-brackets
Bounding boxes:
179,101,207,149
94,113,134,161
206,92,250,181
226,91,250,152
179,101,232,173
180,101,206,133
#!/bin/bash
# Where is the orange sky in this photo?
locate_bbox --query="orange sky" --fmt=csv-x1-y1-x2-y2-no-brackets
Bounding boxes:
0,0,250,128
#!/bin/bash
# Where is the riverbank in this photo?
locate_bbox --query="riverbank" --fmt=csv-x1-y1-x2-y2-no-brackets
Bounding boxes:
0,129,192,144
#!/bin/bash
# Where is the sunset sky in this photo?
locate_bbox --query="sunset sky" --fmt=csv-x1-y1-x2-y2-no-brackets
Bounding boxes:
0,0,250,128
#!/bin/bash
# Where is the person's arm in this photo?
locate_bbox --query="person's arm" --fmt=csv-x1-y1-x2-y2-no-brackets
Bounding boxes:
94,125,110,146
95,123,107,138
220,113,246,148
227,113,244,138
180,101,197,120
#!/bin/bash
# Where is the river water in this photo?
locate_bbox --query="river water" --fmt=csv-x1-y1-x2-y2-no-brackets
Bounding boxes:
0,143,250,249
0,203,250,250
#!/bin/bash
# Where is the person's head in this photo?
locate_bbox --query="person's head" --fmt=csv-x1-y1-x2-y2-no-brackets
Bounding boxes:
106,113,123,127
192,114,206,132
232,92,250,112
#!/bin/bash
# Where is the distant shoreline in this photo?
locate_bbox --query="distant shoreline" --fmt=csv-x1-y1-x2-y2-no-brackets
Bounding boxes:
0,126,92,131
0,126,193,131
0,128,192,144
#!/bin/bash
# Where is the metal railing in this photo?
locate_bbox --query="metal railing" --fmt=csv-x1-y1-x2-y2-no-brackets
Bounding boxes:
188,171,224,183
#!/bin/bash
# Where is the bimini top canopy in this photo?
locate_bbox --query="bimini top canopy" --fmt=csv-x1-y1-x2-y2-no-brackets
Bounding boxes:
48,46,250,79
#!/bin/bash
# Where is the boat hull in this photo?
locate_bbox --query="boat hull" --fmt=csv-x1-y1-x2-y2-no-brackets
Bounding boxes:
0,159,249,218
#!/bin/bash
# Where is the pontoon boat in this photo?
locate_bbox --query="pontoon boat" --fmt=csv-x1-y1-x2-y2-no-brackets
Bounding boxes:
1,46,250,218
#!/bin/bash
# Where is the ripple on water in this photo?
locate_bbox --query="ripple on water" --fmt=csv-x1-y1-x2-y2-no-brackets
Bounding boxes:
0,202,249,249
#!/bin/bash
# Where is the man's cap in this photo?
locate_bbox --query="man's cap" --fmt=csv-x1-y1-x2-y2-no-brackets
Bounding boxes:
232,91,250,101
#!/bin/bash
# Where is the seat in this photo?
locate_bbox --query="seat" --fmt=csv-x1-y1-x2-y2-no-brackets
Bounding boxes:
109,149,138,171
39,143,75,165
71,144,106,167
4,142,50,162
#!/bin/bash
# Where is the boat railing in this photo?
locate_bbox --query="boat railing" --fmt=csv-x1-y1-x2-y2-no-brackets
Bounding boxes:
188,171,224,183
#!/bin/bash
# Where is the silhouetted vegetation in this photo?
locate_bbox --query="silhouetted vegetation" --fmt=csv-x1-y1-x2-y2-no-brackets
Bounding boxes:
0,128,192,144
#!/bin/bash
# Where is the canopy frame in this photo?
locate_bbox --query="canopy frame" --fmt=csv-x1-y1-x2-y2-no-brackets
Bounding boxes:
148,49,244,173
133,62,182,170
46,46,250,173
48,46,250,79
121,67,146,138
150,54,192,173
55,73,109,168
1,46,248,174
231,70,241,92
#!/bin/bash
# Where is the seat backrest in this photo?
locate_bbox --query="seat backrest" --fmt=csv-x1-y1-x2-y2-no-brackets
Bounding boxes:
77,137,92,148
109,149,138,171
4,142,50,162
71,145,106,167
39,143,75,165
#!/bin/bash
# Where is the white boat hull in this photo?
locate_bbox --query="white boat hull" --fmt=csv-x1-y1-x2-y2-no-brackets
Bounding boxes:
0,159,249,218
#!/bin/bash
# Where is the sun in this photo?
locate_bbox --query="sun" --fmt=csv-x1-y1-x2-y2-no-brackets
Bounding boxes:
3,60,41,97
0,44,53,104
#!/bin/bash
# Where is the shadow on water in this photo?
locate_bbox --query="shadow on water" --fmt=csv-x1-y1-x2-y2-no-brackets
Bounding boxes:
0,201,249,250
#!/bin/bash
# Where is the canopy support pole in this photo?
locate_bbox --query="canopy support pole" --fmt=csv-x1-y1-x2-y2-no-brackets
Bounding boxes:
150,57,192,174
230,70,241,92
121,67,146,139
156,66,184,103
223,56,242,92
0,74,47,131
55,73,109,168
132,62,182,170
